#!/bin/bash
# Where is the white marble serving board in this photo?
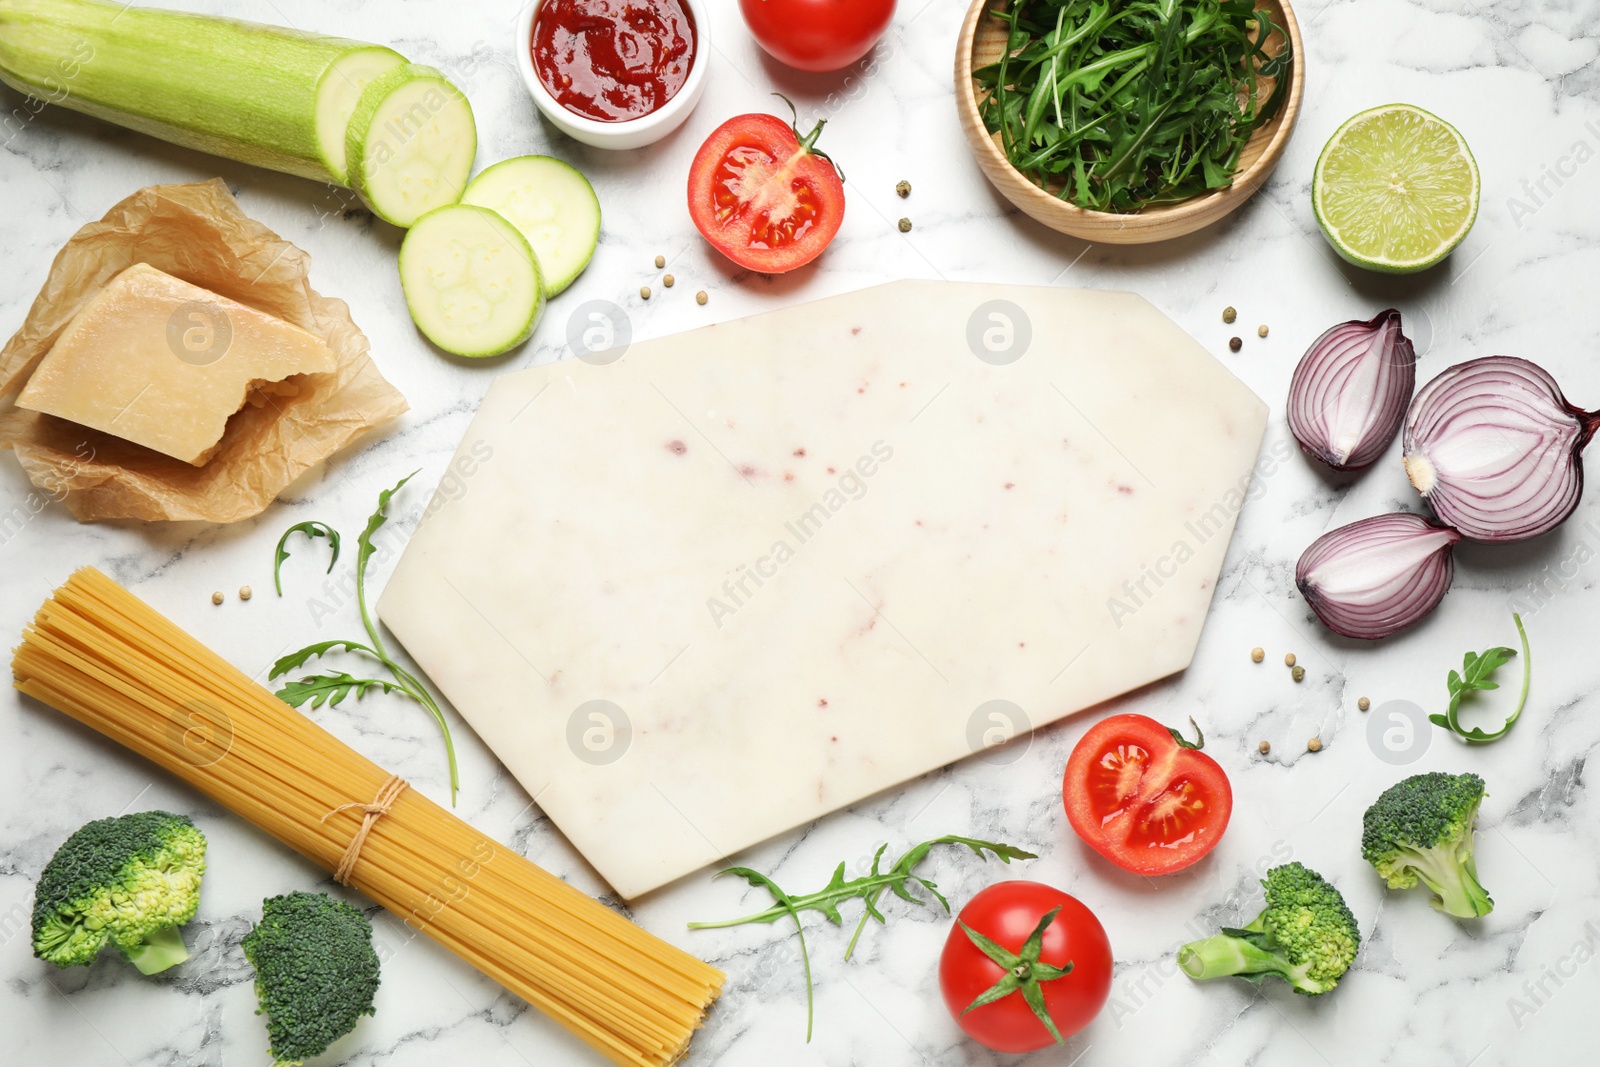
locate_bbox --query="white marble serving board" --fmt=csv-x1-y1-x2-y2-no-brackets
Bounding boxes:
378,280,1268,897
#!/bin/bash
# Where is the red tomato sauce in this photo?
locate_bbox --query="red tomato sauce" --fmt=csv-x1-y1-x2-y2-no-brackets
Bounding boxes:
532,0,697,123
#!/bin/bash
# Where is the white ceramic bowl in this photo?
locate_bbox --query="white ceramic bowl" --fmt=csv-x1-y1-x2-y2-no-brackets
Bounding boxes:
516,0,710,150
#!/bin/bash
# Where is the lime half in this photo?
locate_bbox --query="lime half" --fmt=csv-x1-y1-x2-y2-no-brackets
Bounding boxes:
1312,104,1479,274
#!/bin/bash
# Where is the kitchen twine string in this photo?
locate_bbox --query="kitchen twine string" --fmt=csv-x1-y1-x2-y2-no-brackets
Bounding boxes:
319,775,408,885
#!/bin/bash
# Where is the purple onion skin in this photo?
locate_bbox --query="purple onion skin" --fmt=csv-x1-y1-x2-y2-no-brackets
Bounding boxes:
1404,356,1600,543
1296,513,1462,640
1287,309,1416,472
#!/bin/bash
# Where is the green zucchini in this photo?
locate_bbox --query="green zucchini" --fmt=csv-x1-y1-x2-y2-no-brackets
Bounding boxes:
461,156,601,297
398,205,543,358
346,64,477,228
0,0,416,184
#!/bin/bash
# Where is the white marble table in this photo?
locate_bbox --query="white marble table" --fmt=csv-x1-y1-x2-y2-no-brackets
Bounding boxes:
2,1,1596,1065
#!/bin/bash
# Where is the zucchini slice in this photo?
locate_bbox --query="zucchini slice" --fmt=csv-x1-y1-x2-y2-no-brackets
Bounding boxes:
315,46,407,185
399,205,544,359
461,156,601,296
347,64,477,228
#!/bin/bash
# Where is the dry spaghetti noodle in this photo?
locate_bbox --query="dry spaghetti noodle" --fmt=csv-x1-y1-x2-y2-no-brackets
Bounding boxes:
12,567,722,1067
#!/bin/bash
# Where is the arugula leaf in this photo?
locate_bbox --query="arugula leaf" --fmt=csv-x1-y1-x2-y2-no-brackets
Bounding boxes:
1428,614,1532,744
690,836,1034,933
718,866,816,1042
276,672,403,710
269,639,380,681
688,835,1035,1039
350,472,459,797
269,474,460,803
356,472,418,642
976,0,1293,212
272,521,341,596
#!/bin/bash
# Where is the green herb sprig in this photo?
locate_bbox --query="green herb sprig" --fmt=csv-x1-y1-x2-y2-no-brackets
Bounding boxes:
270,474,460,802
275,671,403,710
688,835,1035,1039
272,521,340,595
1429,613,1532,744
974,0,1292,212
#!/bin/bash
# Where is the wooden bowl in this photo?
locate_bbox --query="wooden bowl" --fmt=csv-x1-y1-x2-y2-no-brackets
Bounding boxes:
955,0,1304,244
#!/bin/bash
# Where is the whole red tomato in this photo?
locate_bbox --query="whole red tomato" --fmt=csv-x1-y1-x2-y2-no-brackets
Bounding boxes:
939,881,1112,1052
686,99,845,273
1063,713,1232,875
739,0,896,73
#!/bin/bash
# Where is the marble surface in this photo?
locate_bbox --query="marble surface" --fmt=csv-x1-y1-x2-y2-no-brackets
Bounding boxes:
1,0,1597,1065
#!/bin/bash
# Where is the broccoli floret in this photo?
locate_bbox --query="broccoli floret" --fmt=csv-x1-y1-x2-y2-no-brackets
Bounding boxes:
31,811,206,975
1178,862,1361,996
242,891,381,1066
1362,771,1492,918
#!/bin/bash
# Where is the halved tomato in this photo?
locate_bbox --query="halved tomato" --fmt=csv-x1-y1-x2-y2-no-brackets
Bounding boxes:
686,98,845,274
1063,713,1232,875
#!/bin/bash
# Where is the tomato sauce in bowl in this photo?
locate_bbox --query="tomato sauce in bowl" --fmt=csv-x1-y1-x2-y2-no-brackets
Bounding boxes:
532,0,698,124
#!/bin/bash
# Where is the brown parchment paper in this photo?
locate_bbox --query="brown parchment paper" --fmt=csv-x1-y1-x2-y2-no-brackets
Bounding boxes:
0,179,408,523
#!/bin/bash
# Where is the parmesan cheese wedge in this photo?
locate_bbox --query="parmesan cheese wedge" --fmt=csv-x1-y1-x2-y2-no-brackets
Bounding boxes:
15,263,338,466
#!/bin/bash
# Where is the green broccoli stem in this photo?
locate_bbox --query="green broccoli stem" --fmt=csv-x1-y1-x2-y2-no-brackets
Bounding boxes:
1178,933,1296,983
1431,875,1494,919
1410,849,1494,918
119,926,191,975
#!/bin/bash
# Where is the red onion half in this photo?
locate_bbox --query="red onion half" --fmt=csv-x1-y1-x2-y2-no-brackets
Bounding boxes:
1287,310,1415,471
1403,356,1600,542
1296,513,1461,640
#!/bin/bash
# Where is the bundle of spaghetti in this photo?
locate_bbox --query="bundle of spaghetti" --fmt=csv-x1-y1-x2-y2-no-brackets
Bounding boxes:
13,568,722,1067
